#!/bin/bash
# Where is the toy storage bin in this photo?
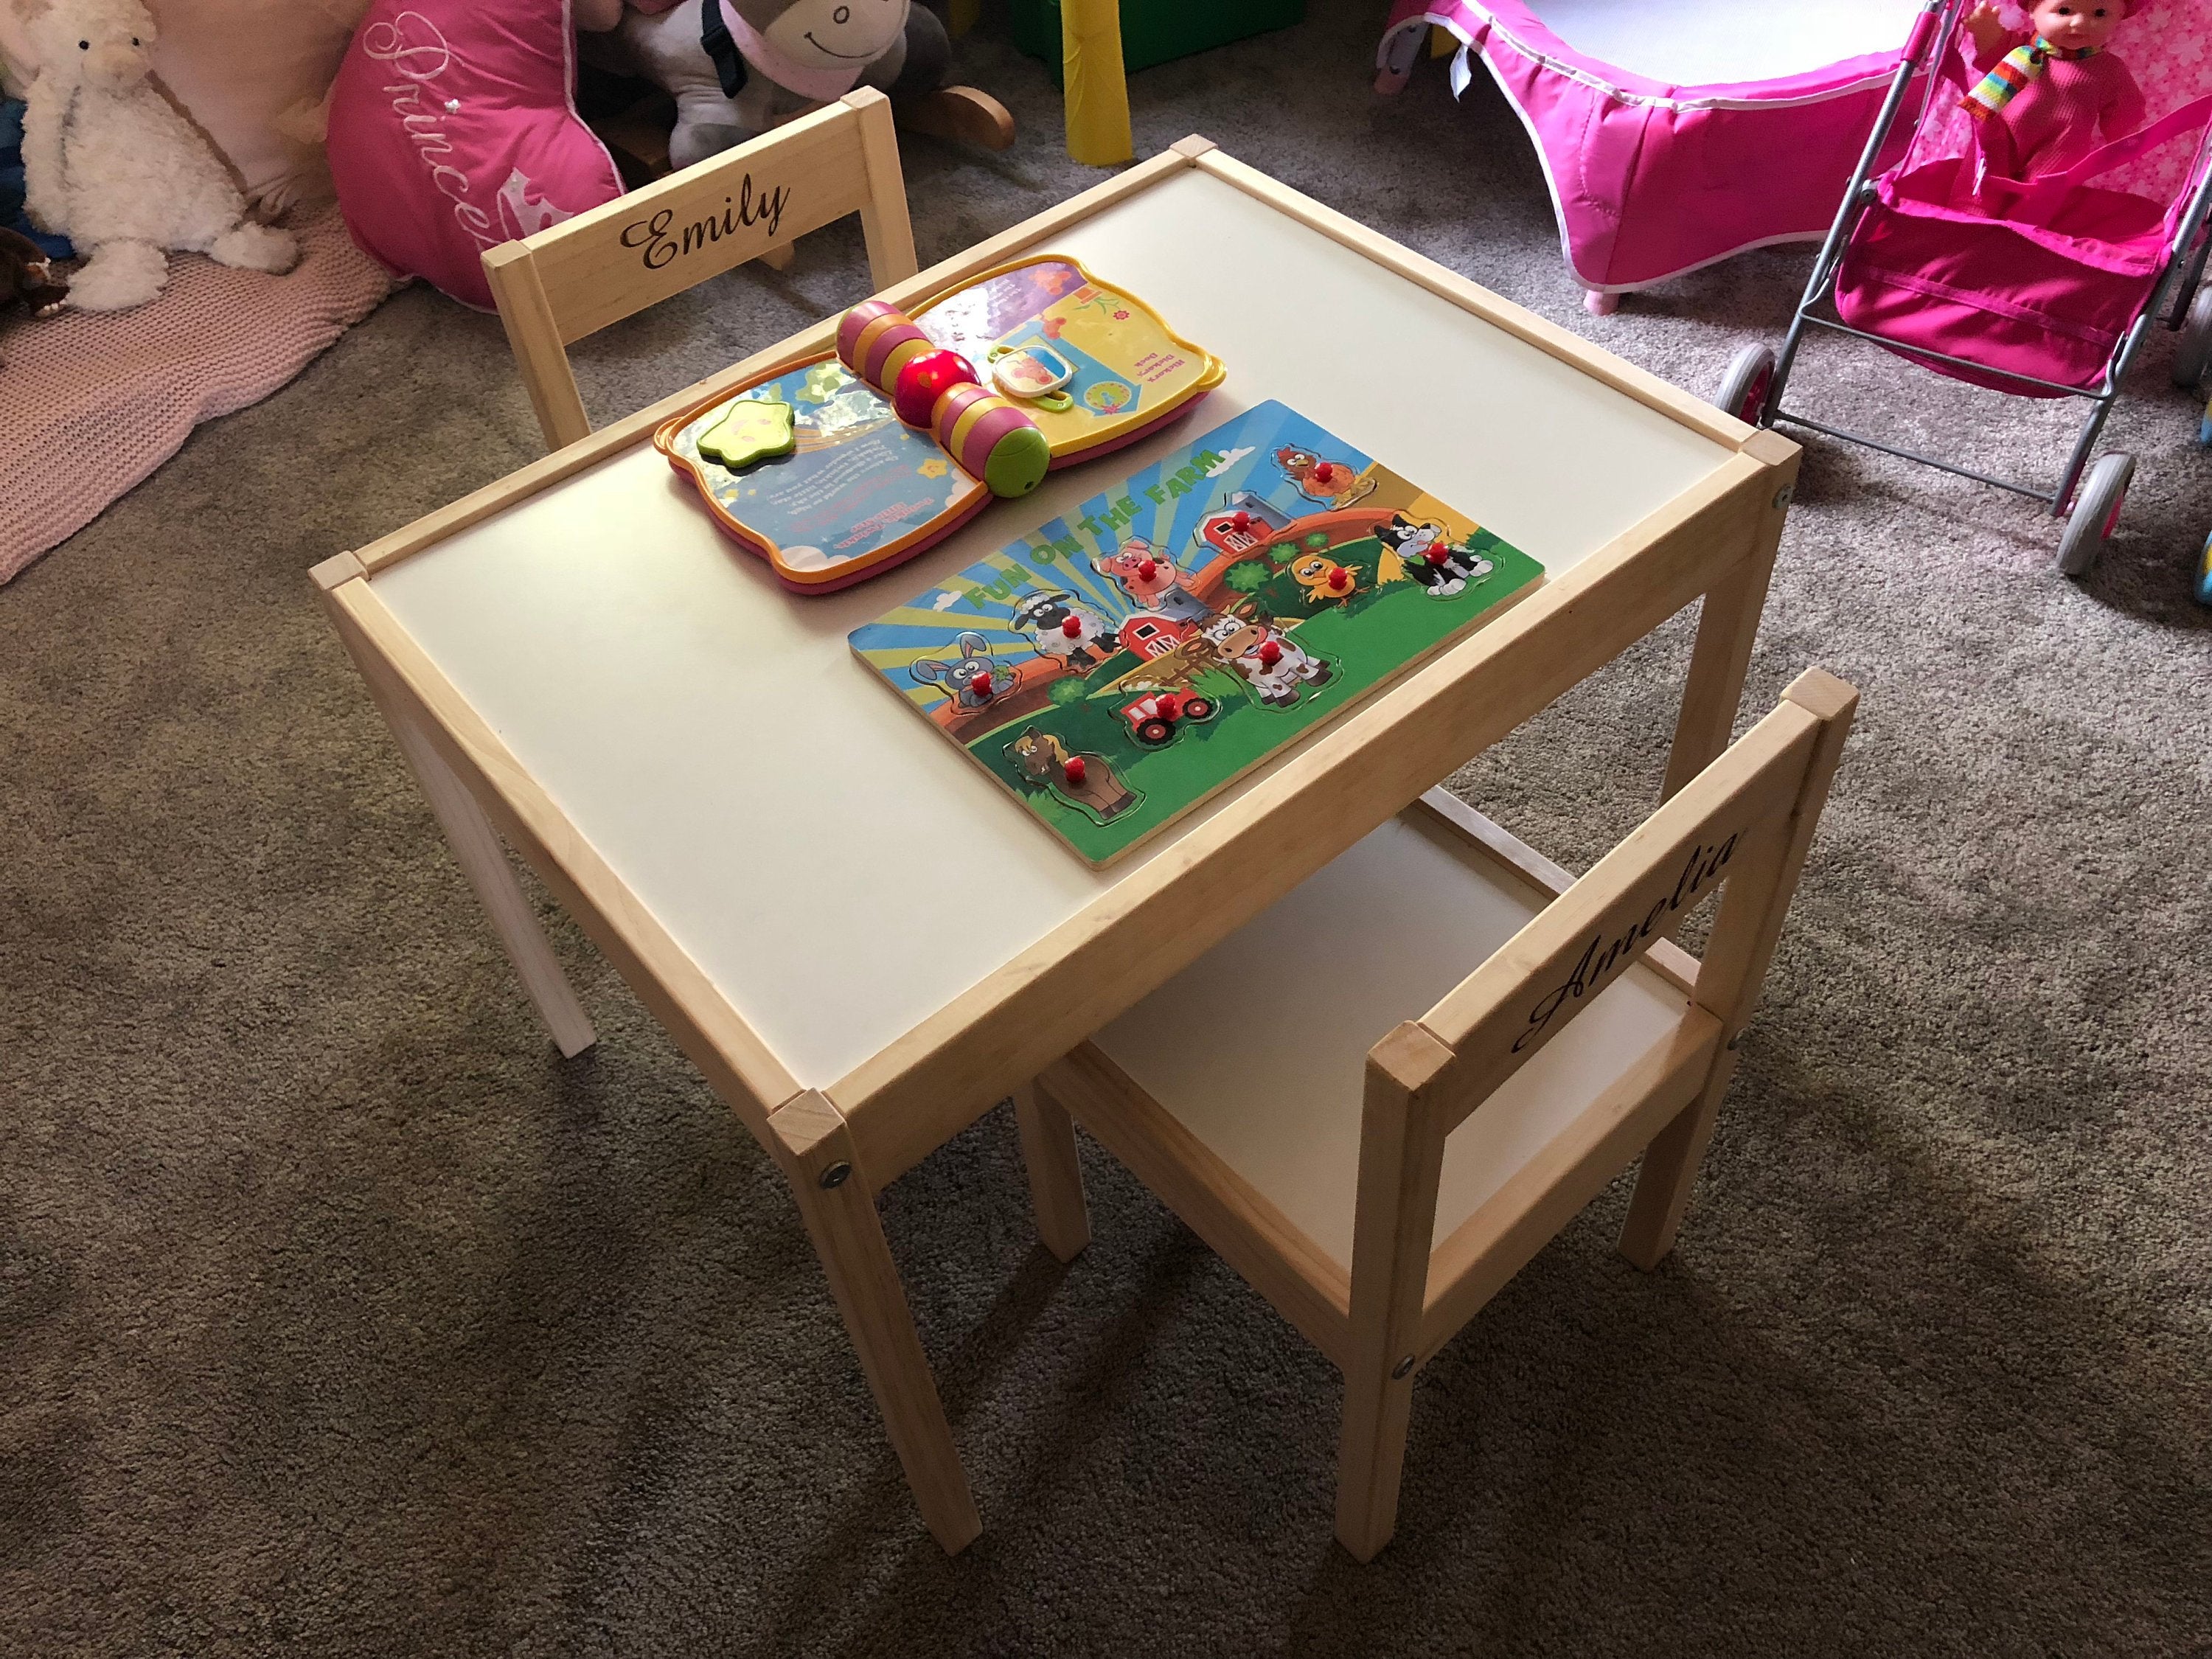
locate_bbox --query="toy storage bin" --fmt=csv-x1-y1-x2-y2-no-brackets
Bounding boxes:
1009,0,1307,86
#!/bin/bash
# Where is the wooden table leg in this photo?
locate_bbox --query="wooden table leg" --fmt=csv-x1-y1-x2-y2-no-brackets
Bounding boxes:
769,1092,984,1554
1013,1079,1091,1262
1661,442,1795,801
383,696,599,1058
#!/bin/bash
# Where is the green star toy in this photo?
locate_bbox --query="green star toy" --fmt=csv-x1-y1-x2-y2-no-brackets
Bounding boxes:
698,397,797,470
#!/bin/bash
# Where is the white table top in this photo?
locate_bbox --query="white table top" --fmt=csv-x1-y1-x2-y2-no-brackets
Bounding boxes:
372,167,1733,1088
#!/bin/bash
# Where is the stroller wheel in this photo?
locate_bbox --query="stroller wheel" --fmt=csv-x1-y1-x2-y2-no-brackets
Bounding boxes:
2172,286,2212,389
2056,452,2134,579
1714,344,1777,425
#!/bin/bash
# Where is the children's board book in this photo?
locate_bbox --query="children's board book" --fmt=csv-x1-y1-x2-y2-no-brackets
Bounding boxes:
849,401,1545,867
908,256,1222,467
653,257,1225,595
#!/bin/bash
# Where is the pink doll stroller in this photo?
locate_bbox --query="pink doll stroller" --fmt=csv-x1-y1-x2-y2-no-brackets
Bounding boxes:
1374,0,1933,316
1728,0,2212,576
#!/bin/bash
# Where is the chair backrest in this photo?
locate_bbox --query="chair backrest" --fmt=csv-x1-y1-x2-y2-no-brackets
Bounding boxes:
1413,669,1855,1122
481,88,919,451
1341,669,1857,1454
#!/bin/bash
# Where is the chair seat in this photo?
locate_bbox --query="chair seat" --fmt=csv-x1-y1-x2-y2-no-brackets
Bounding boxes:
1093,805,1691,1270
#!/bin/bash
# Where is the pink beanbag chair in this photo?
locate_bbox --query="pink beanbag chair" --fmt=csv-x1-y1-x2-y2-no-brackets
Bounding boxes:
327,0,621,310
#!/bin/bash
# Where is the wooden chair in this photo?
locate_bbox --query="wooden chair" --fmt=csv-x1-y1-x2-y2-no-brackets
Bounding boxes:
482,88,918,451
1021,670,1857,1559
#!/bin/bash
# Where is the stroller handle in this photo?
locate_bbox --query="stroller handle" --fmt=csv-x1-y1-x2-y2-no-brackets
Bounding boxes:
1773,0,1966,403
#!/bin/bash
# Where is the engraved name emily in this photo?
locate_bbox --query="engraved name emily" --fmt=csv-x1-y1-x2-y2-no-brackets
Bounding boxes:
1513,833,1739,1052
621,176,791,270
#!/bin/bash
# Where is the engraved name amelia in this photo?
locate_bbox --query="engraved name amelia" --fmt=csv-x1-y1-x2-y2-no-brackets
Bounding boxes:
1513,833,1738,1052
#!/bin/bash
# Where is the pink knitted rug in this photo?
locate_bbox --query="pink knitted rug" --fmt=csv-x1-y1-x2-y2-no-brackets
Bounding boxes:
0,206,393,585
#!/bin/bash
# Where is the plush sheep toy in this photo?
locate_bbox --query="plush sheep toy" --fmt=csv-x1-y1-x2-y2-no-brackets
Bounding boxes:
590,0,1012,173
17,0,299,311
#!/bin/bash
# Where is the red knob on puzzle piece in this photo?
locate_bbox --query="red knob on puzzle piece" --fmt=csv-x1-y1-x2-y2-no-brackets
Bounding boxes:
1258,639,1282,667
1063,757,1087,787
1232,511,1251,529
1138,557,1158,580
970,672,992,696
893,348,978,428
1427,546,1449,566
1329,566,1349,591
1061,616,1082,638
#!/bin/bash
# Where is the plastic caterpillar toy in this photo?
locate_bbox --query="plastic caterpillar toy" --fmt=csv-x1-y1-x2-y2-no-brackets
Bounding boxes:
837,300,1051,499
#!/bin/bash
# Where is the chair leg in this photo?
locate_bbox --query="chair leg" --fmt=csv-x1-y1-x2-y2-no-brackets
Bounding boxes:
1618,1059,1734,1271
1012,1079,1091,1262
1335,1348,1417,1562
1635,669,1857,1270
1335,1029,1450,1561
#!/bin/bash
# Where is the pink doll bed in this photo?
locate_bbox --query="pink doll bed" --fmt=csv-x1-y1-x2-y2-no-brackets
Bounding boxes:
1375,0,1929,311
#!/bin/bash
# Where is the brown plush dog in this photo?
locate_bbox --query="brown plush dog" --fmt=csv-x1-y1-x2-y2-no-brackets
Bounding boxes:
1,226,69,363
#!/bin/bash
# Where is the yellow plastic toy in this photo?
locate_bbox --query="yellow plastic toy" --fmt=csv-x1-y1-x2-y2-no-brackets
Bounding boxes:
1062,0,1133,165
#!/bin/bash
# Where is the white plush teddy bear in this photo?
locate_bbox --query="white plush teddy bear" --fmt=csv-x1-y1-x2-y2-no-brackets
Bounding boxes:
17,0,299,311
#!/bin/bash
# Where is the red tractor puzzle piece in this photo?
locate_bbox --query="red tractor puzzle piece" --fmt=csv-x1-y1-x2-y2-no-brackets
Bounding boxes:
1121,687,1220,746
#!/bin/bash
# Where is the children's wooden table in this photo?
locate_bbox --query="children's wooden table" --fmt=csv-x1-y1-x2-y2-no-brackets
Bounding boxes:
313,139,1798,1556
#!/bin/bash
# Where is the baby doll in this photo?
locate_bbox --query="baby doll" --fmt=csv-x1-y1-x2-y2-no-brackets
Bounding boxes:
1960,0,2146,187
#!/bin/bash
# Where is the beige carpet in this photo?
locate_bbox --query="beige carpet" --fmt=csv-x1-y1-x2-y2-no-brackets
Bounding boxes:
3,6,2208,1655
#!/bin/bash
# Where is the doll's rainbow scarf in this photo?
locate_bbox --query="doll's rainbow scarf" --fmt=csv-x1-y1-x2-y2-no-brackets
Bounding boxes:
1963,37,2100,121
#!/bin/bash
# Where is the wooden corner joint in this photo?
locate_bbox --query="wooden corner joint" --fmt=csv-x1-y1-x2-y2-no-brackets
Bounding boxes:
1739,427,1799,470
1780,668,1860,724
310,550,366,592
767,1089,859,1184
1369,1020,1455,1096
1171,135,1219,160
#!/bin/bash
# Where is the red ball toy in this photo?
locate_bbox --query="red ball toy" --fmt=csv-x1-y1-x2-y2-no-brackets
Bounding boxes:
893,348,978,428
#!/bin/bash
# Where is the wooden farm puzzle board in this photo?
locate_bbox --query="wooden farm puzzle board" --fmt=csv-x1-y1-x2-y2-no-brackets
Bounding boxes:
849,402,1545,866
